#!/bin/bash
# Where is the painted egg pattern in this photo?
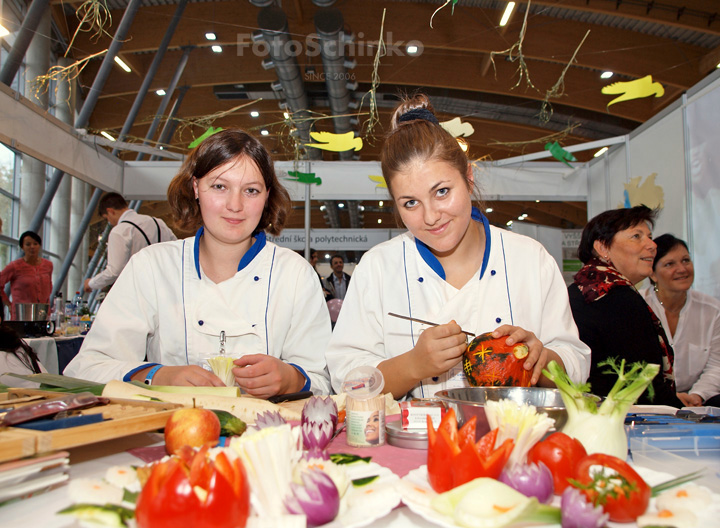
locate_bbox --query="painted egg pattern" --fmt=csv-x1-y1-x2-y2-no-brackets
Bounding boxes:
462,332,531,387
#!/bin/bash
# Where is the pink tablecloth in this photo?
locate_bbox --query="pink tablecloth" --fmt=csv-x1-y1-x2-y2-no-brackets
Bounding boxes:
327,416,426,477
128,415,428,478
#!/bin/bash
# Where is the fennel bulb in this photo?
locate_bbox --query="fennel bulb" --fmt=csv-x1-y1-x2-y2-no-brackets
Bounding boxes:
543,359,659,459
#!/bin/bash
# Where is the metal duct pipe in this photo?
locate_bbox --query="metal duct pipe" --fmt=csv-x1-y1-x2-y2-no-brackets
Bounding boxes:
321,201,341,228
257,6,320,160
311,0,337,6
248,0,274,6
314,7,354,161
346,200,362,229
0,0,51,86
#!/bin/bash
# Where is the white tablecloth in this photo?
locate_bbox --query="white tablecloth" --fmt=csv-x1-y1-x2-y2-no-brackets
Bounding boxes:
25,336,84,375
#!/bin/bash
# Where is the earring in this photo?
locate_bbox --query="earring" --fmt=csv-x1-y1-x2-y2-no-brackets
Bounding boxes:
653,283,659,293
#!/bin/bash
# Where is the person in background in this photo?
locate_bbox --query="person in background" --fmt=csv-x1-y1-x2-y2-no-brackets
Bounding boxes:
0,231,53,320
326,254,351,301
641,234,720,407
0,299,47,388
326,94,590,399
65,129,331,397
568,206,682,407
84,192,176,293
310,248,332,301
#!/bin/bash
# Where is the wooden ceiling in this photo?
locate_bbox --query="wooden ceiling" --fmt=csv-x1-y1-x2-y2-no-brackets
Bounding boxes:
50,0,720,236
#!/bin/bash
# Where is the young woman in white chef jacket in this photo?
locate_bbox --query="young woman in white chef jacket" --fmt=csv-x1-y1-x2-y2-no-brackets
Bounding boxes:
65,129,331,397
325,95,590,399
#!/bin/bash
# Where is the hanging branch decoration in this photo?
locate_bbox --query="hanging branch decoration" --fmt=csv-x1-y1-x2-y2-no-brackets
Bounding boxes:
539,29,591,123
489,2,537,93
487,123,581,150
601,75,665,107
357,8,387,146
65,0,114,57
430,0,459,29
169,101,262,147
31,49,108,100
305,131,363,152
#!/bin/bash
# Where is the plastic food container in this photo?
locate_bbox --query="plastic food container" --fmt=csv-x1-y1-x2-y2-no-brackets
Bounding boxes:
342,366,385,447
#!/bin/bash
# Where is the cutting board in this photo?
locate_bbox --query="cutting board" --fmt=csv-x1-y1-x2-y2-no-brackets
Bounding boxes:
0,389,183,463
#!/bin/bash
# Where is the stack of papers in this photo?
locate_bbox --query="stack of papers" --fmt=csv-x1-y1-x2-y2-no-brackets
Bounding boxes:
0,451,70,505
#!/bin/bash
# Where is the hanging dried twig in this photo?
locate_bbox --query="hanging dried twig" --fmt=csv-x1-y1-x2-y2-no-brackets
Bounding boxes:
65,0,114,57
31,49,107,100
430,0,458,29
489,1,537,93
487,123,581,149
356,8,387,147
539,30,591,123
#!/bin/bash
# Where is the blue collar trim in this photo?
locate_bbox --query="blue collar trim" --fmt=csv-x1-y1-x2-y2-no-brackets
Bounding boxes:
193,227,267,279
414,207,491,281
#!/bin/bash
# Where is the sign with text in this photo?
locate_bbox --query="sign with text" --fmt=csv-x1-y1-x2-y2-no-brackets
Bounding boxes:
268,229,403,251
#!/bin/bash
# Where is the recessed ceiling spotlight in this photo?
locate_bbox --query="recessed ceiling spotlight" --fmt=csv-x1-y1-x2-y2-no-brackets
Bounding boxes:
485,207,493,213
324,253,330,259
250,111,259,117
320,205,326,211
260,129,269,136
406,44,419,55
211,45,222,53
378,200,384,207
506,220,513,226
155,89,166,96
205,32,217,41
377,219,382,224
535,199,540,203
594,147,609,158
601,71,614,79
283,112,290,120
338,203,345,208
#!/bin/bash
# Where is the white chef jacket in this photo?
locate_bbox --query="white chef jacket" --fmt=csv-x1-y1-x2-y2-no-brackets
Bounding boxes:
326,210,590,398
642,287,720,400
66,230,332,394
88,209,177,291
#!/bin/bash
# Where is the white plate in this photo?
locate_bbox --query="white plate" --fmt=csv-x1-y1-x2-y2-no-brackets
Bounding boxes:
246,461,401,528
397,465,720,528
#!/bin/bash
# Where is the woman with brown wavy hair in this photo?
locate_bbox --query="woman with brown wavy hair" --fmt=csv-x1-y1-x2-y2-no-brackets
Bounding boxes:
326,94,590,399
66,129,331,397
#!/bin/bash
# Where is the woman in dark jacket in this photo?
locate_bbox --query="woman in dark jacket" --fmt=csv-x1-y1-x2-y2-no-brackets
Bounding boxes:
568,206,682,407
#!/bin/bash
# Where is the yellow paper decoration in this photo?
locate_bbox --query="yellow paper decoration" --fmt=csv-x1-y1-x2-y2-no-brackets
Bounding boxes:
601,75,664,107
305,131,363,152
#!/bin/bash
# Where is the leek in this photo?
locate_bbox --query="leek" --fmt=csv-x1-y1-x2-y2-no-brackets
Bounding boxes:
128,381,240,398
206,356,237,387
543,359,659,459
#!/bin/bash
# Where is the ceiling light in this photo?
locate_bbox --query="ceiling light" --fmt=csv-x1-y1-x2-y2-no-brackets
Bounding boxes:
716,62,720,69
325,253,330,259
499,2,516,27
211,45,222,53
377,219,382,224
358,205,365,212
205,32,217,41
320,205,326,211
159,146,164,150
379,200,384,207
283,112,290,119
506,220,513,226
100,131,116,141
594,147,609,158
518,216,525,221
0,24,9,38
260,129,269,136
250,111,260,117
155,89,166,96
406,44,419,55
338,203,345,208
601,71,614,79
535,199,540,203
521,213,528,218
485,207,493,213
114,56,131,72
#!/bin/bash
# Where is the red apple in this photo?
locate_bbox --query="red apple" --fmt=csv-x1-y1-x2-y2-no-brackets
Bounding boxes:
164,408,221,456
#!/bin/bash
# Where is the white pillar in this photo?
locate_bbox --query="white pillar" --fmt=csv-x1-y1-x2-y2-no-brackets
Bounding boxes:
68,176,86,296
50,57,74,299
19,10,51,234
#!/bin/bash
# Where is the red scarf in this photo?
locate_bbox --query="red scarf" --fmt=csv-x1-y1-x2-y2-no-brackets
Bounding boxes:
574,258,675,384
